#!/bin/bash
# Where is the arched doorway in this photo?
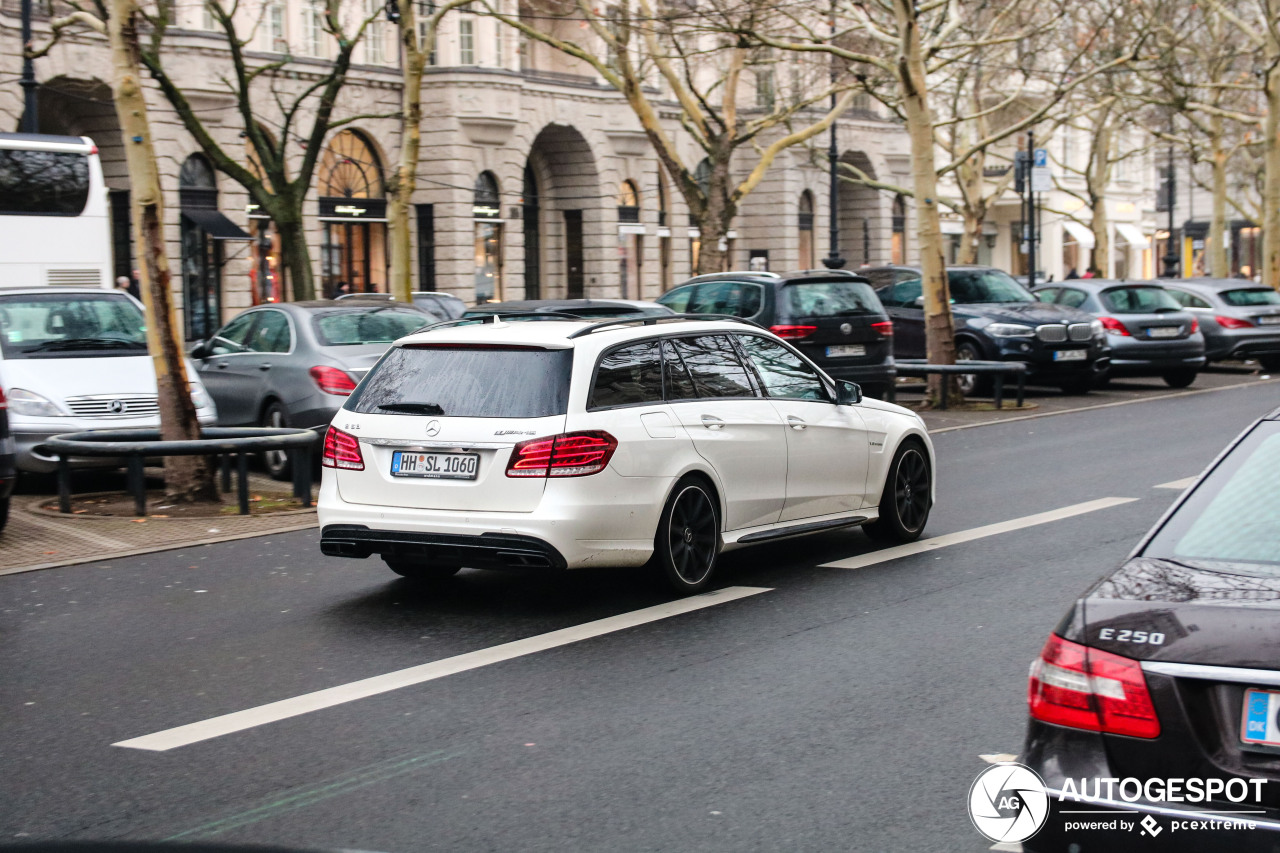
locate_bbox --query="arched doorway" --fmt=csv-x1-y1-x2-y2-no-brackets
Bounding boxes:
318,130,387,297
838,151,885,267
522,165,540,299
892,195,906,264
656,174,672,291
617,180,642,299
525,124,601,299
798,191,815,269
473,171,503,303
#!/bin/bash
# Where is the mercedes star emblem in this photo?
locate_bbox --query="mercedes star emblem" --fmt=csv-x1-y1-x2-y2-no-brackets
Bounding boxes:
109,399,127,415
425,419,441,437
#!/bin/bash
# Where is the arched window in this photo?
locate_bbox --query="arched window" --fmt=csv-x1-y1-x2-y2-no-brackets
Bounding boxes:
179,154,220,340
891,194,906,265
694,159,712,196
319,129,384,199
798,190,815,270
473,171,501,218
617,179,640,223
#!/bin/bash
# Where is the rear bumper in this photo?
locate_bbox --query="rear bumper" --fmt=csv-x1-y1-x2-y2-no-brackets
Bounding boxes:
321,525,567,570
1209,332,1280,362
1107,355,1207,375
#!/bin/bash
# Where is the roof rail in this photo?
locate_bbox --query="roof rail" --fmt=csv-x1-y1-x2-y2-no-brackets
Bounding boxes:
686,270,782,282
565,313,764,340
417,311,588,332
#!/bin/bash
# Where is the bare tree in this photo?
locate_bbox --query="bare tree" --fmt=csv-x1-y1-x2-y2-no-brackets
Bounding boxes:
481,0,858,274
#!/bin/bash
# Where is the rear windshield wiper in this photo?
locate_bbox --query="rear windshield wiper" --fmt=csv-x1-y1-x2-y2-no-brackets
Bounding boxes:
378,402,444,414
24,337,148,352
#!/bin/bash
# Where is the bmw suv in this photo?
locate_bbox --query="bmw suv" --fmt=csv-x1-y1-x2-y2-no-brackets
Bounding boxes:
656,271,897,400
861,265,1109,394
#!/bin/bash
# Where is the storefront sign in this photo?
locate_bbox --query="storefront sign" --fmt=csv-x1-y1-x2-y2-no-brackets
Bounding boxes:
319,197,387,221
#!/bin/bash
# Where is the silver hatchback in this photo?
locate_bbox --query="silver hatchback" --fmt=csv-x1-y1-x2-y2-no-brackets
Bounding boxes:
1163,278,1280,370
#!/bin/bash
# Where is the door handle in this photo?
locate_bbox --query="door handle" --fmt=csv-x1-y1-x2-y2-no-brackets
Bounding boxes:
700,414,725,430
215,362,228,369
258,363,272,371
786,415,807,431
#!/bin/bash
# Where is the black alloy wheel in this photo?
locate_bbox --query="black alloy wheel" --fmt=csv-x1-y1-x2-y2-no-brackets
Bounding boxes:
383,556,462,582
656,479,720,594
261,401,292,481
955,341,991,396
1260,355,1280,372
864,442,932,543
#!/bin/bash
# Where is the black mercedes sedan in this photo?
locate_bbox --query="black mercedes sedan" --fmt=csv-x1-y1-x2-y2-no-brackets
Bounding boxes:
1021,407,1280,851
861,264,1109,394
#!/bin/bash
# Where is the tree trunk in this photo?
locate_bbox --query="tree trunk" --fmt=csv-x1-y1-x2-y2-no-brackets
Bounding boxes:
1088,119,1112,277
694,159,734,275
895,0,957,405
957,209,983,266
277,215,315,300
388,5,424,303
1091,196,1110,278
1210,118,1230,279
1264,65,1280,291
107,0,216,503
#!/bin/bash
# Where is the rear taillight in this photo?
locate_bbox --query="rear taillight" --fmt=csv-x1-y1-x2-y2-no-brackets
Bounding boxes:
310,366,357,396
322,426,364,470
1098,316,1131,337
871,321,894,337
770,325,817,340
506,431,617,478
0,386,6,409
1028,634,1160,739
1217,315,1254,329
1189,317,1199,334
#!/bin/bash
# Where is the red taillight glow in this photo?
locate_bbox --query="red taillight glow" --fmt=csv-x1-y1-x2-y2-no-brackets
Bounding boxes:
1189,317,1199,334
1028,634,1160,739
506,431,618,478
871,321,894,337
770,325,817,340
322,426,364,470
1216,315,1254,329
1098,316,1131,336
310,366,357,396
0,386,6,409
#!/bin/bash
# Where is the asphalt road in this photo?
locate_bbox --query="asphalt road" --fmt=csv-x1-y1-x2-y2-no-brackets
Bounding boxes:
4,383,1279,852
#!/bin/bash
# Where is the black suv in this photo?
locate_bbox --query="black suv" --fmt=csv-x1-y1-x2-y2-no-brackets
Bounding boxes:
657,270,896,399
860,264,1109,394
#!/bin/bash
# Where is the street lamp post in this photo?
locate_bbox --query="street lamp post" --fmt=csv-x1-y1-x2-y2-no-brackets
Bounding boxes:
1162,144,1180,278
821,0,845,270
20,0,38,133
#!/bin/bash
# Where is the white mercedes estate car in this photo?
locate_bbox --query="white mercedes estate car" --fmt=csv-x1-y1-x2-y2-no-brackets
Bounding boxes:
318,315,935,593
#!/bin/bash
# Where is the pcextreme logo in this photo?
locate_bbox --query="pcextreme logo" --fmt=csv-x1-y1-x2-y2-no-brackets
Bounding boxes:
968,763,1050,843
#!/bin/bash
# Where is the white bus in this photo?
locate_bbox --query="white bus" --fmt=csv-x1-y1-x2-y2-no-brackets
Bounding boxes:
0,133,112,289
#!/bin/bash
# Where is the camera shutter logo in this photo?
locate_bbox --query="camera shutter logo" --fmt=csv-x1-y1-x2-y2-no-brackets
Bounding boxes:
968,763,1050,843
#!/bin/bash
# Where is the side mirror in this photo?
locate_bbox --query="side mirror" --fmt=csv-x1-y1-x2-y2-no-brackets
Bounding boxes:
912,295,926,308
836,380,862,405
188,340,208,359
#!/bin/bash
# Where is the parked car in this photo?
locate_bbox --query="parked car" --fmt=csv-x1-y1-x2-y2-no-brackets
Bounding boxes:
1033,280,1206,388
861,265,1108,395
335,291,467,319
463,298,673,320
0,384,13,533
1162,278,1280,370
190,300,439,479
318,315,934,593
0,288,217,474
656,270,897,400
1022,405,1280,851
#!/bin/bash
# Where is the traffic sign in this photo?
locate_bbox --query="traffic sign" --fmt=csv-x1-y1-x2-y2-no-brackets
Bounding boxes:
1031,147,1052,193
1033,148,1048,168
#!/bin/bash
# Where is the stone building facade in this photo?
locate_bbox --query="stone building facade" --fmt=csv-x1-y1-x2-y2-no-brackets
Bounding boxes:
0,0,915,334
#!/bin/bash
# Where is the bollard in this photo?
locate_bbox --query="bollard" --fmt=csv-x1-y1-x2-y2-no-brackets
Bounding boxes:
237,452,250,515
127,455,147,516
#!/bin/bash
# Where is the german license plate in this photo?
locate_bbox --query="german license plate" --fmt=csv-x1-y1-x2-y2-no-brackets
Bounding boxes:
1053,349,1087,361
390,451,479,480
826,344,866,358
1148,326,1180,338
1258,316,1280,325
1242,688,1280,746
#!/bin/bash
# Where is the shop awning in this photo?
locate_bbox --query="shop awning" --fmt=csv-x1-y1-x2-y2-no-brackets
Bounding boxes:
1062,220,1096,250
940,219,966,235
1116,223,1150,247
181,209,252,240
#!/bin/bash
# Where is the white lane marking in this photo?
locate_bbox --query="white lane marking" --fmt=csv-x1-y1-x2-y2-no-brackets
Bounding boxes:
979,753,1019,764
988,843,1023,852
113,585,771,752
821,497,1138,570
1155,476,1197,490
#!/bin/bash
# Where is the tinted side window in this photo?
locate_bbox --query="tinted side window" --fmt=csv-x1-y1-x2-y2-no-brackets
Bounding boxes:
0,150,90,216
249,310,291,353
589,340,663,409
1034,288,1059,303
884,278,923,308
662,339,698,400
657,285,696,313
738,335,827,401
210,313,257,355
1058,288,1088,309
670,335,757,398
1168,289,1211,309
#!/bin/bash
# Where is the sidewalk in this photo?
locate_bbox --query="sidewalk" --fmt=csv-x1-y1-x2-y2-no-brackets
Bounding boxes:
3,365,1277,576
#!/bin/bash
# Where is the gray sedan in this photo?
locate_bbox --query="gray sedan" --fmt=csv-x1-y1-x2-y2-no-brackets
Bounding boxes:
1162,278,1280,370
1033,280,1206,387
191,300,441,478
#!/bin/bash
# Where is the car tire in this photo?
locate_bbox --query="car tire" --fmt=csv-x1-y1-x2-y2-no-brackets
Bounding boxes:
383,556,461,582
1260,355,1280,372
956,341,991,397
0,496,8,535
653,476,721,595
1059,376,1093,395
1162,370,1197,389
260,401,292,481
863,440,932,544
